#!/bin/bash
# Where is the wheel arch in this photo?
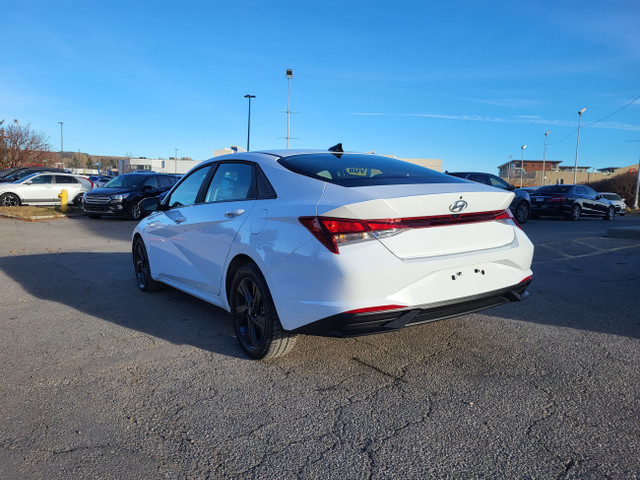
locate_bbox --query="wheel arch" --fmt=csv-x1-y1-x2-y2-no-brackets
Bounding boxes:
0,191,23,206
225,253,259,305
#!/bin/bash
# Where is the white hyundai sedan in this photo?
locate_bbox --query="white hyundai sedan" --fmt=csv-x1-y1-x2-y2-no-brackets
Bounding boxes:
133,148,534,359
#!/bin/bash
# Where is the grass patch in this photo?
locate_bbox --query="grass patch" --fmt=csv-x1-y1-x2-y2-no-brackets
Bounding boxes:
0,205,84,221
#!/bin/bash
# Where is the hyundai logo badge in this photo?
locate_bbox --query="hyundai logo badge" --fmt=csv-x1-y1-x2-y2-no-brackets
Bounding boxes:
449,200,468,213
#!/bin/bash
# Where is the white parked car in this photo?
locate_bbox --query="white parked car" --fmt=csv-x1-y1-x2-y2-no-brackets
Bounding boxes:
0,172,93,207
599,192,627,216
133,148,534,359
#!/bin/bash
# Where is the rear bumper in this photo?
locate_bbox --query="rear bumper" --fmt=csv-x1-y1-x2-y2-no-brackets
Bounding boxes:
531,203,571,216
292,279,531,337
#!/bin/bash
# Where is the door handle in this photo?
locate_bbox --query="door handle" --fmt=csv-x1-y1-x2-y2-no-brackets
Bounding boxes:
173,215,186,224
225,209,245,218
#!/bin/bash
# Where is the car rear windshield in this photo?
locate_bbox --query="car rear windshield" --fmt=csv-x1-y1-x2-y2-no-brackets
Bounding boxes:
278,153,464,187
535,185,571,194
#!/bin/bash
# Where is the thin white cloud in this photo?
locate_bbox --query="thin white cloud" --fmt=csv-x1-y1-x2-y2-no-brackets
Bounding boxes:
352,112,640,131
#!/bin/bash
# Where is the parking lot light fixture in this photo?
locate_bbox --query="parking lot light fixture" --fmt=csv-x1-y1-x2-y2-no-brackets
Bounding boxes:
574,107,586,184
244,94,256,151
520,145,527,188
542,131,550,186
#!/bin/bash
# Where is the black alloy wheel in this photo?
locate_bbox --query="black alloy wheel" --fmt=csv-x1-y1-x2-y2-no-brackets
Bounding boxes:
132,237,164,292
230,263,297,360
128,201,144,221
569,204,581,221
73,194,84,207
0,193,21,207
604,205,615,221
515,201,530,224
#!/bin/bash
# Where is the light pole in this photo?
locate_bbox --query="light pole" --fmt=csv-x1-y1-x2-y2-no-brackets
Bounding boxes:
58,121,64,166
574,107,586,184
520,145,527,188
244,94,255,151
174,148,178,174
542,130,550,186
286,68,293,149
630,140,640,210
507,154,513,183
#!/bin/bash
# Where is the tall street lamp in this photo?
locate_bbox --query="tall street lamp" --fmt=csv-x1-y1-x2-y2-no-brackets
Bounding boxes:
542,130,550,186
574,107,586,184
286,68,293,149
520,145,527,188
244,94,255,151
58,121,64,166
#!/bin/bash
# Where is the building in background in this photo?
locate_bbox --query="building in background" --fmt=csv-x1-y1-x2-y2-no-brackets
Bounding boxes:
497,159,635,186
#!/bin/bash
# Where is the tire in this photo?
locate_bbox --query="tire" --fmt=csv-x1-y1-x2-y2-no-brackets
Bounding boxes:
604,206,615,221
132,237,165,292
230,263,297,360
0,193,21,207
514,201,530,224
73,194,84,207
127,201,144,221
568,204,581,221
87,214,102,219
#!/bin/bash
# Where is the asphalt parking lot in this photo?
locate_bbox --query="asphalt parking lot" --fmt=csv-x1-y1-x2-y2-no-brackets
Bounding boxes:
1,214,639,479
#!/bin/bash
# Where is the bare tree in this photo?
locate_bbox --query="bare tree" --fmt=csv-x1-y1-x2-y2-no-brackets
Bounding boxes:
0,119,52,169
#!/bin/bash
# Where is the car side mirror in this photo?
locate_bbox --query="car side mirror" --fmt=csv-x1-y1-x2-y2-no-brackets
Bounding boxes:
507,183,515,191
139,197,160,212
143,185,153,191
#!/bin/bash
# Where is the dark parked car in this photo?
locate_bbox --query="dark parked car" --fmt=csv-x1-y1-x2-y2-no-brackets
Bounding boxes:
83,173,178,220
446,171,531,224
530,184,616,221
0,167,67,183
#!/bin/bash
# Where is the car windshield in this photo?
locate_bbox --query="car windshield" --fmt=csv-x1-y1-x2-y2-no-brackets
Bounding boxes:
535,185,571,194
103,175,144,189
278,153,464,187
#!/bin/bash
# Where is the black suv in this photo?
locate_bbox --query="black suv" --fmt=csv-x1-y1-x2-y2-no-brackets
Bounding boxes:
83,173,178,220
446,171,531,224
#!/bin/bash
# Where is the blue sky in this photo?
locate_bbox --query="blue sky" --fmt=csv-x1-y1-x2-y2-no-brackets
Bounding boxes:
2,0,639,173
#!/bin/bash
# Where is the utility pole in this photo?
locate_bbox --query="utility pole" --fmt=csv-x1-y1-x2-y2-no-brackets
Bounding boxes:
286,69,293,148
542,130,550,186
58,121,64,166
574,108,586,184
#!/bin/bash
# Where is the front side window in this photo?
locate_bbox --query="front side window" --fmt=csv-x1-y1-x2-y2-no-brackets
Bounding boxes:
167,165,212,208
467,174,491,185
29,175,53,184
488,175,510,190
205,163,254,203
144,176,159,188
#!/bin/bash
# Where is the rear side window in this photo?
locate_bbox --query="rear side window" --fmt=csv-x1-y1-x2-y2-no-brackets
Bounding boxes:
278,153,463,187
467,174,490,185
55,175,79,184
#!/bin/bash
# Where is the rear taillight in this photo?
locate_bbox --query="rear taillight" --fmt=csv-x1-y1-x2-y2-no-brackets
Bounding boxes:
300,209,518,254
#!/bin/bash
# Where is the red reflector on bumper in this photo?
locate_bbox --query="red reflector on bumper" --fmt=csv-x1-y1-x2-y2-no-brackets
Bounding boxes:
345,304,406,314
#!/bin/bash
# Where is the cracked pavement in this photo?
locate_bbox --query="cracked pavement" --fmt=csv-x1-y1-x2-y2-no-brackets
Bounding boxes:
1,215,639,479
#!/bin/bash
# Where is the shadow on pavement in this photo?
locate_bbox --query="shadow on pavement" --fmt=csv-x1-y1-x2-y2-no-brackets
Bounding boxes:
0,252,246,359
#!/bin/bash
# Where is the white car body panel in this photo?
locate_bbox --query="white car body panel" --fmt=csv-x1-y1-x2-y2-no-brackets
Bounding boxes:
0,173,91,205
